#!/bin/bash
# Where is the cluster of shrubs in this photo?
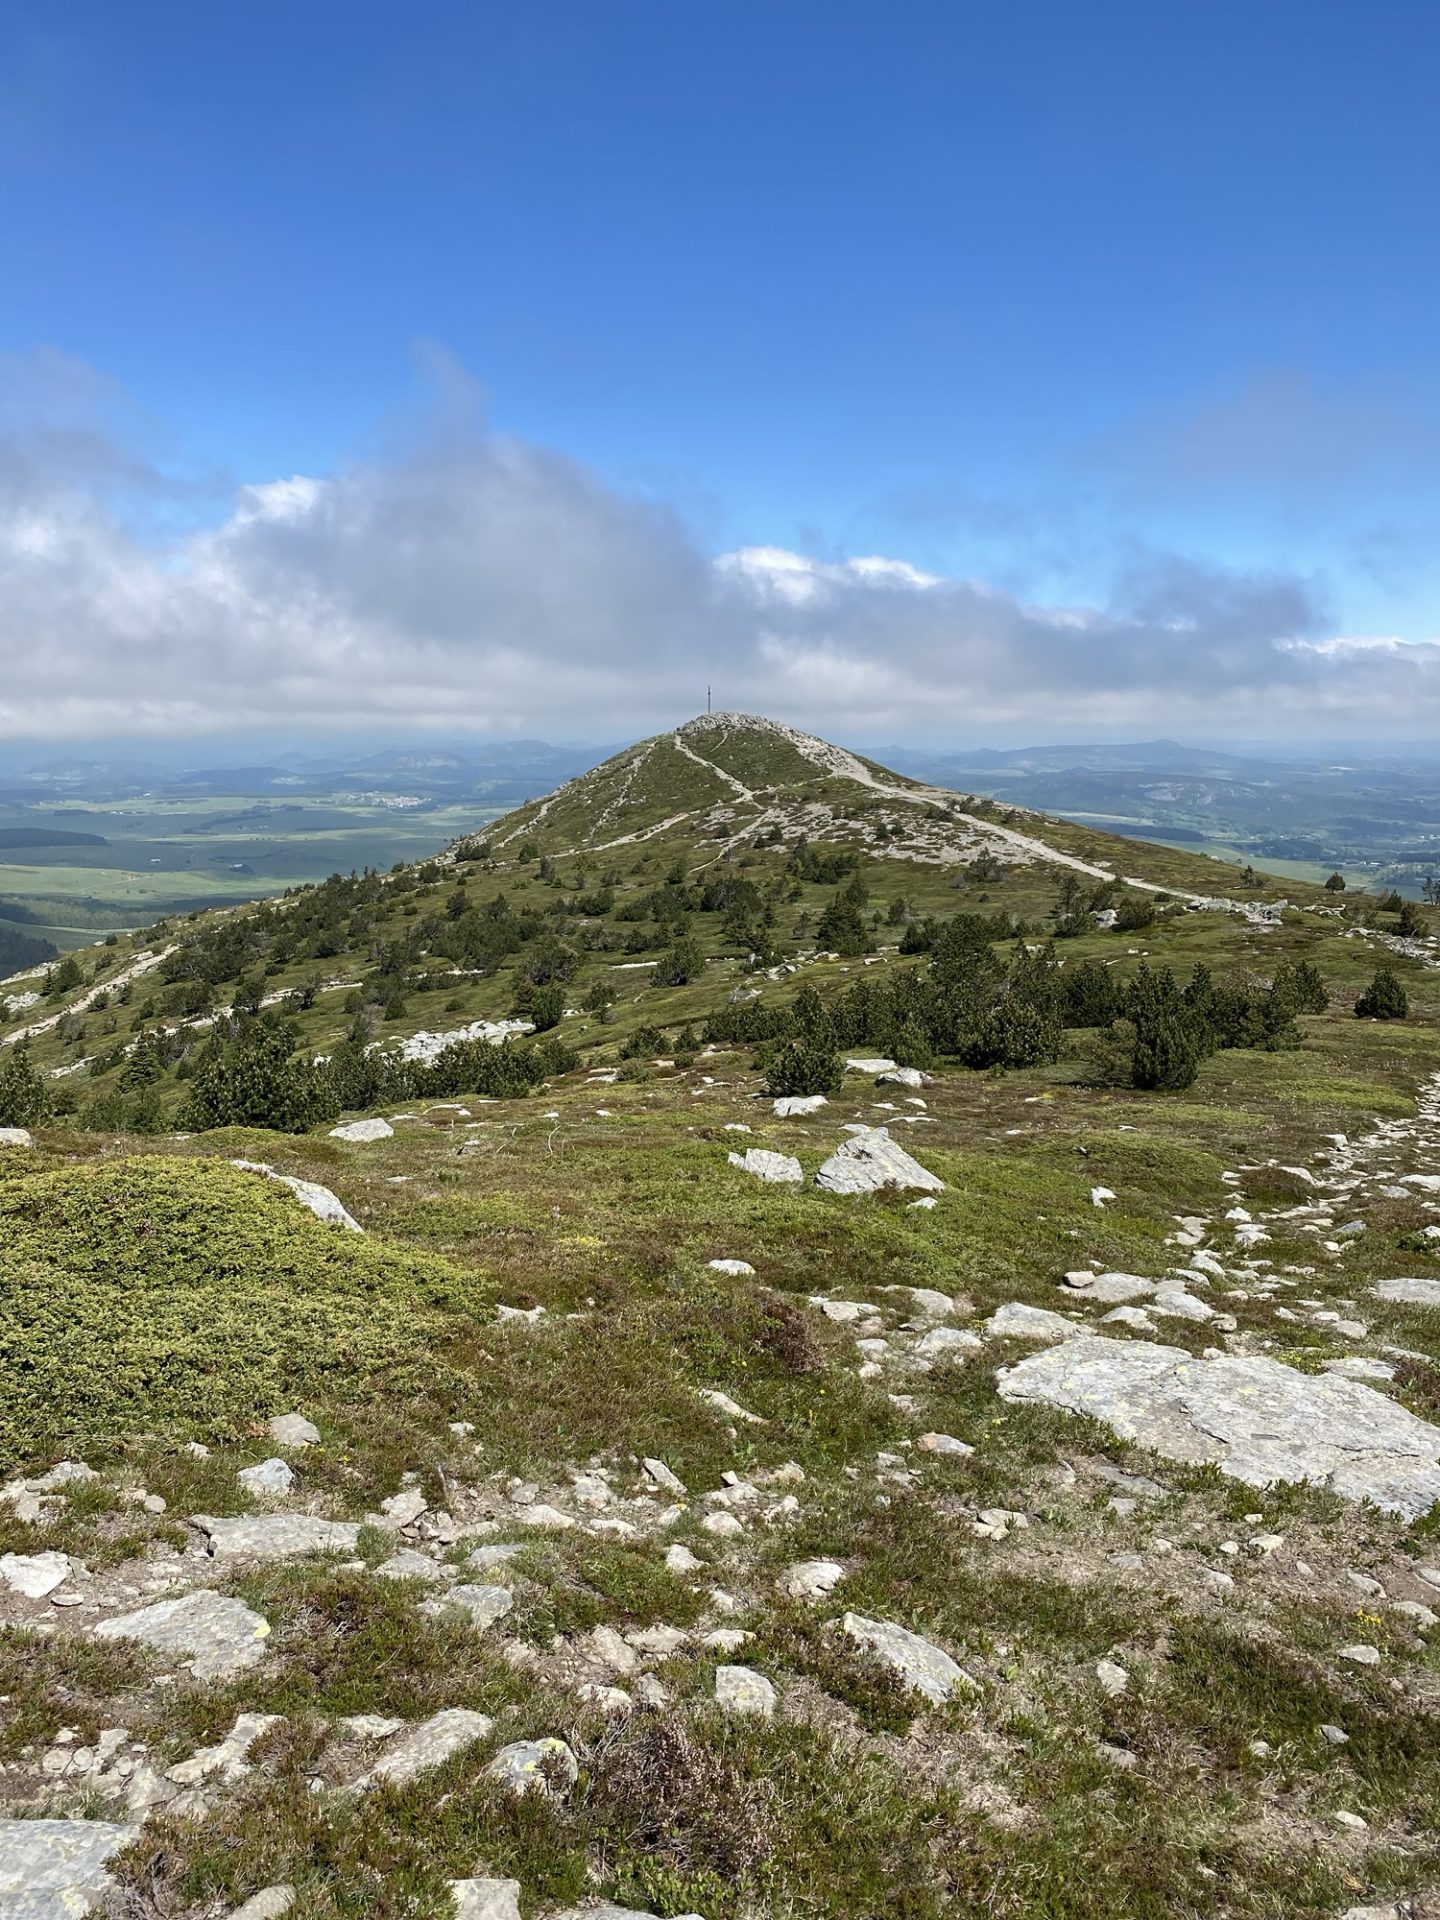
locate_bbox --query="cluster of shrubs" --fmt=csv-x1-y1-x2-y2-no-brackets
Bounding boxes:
0,1009,576,1136
703,912,1342,1095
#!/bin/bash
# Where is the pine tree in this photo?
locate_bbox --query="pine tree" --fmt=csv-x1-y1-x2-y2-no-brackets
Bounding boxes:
1355,969,1408,1020
0,1049,48,1126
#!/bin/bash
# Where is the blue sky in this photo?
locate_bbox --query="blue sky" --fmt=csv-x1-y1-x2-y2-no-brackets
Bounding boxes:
3,1,1439,743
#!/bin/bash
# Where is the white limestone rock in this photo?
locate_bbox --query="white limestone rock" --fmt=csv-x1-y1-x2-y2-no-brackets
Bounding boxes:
448,1879,521,1920
0,1127,35,1149
230,1159,362,1230
0,1818,139,1910
168,1711,282,1788
728,1148,803,1184
997,1333,1440,1520
914,1326,984,1361
192,1513,362,1560
93,1589,271,1680
351,1709,494,1790
780,1559,845,1600
985,1302,1083,1343
486,1736,578,1796
773,1095,827,1116
1374,1276,1440,1309
839,1612,972,1703
0,1551,71,1600
814,1127,943,1195
237,1458,295,1497
1061,1270,1157,1304
328,1117,394,1142
426,1584,514,1632
266,1413,320,1448
714,1664,776,1716
374,1549,448,1582
708,1258,756,1275
226,1889,296,1920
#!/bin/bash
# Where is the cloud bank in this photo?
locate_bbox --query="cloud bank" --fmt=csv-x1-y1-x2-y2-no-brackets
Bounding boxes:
3,350,1438,744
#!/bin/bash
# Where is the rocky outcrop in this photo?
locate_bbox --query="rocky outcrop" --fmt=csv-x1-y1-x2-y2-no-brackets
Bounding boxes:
997,1334,1440,1521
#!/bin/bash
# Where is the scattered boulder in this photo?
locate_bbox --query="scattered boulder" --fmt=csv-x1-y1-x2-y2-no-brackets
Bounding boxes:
1061,1271,1157,1304
697,1388,765,1424
917,1432,973,1457
226,1890,296,1920
840,1612,972,1704
773,1095,827,1116
328,1117,394,1143
914,1326,984,1361
466,1543,524,1573
728,1148,803,1184
375,1485,429,1531
0,1818,139,1910
1096,1659,1129,1697
0,1551,71,1600
985,1302,1082,1343
93,1590,272,1680
168,1711,282,1789
780,1559,845,1600
192,1513,362,1560
0,1127,34,1149
237,1458,295,1497
714,1665,776,1717
877,1067,931,1088
549,1908,707,1920
374,1549,448,1582
642,1457,687,1495
900,1286,961,1318
351,1709,494,1791
708,1258,755,1275
230,1160,363,1230
486,1737,578,1796
266,1413,320,1448
997,1334,1440,1521
845,1056,898,1074
427,1584,514,1632
448,1880,521,1920
1101,1305,1158,1333
815,1128,943,1195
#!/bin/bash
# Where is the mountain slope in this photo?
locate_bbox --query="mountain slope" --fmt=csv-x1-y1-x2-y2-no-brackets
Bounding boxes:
481,712,1298,901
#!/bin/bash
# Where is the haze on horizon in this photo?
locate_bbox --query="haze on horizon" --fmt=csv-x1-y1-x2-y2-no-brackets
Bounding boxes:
3,1,1439,750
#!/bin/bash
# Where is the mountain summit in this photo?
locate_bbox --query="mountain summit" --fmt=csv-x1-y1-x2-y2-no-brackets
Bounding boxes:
482,710,1116,883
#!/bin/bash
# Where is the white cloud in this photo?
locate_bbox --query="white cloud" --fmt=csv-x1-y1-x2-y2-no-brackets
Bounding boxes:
3,349,1440,745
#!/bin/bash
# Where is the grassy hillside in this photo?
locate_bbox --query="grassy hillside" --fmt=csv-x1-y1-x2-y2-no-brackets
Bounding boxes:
1,715,1438,1917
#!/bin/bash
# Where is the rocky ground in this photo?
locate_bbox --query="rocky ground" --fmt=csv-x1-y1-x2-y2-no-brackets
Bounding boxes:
2,1015,1440,1917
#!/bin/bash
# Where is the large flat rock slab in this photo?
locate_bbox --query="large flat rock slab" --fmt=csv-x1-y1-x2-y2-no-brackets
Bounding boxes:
192,1514,362,1560
350,1708,493,1791
1374,1277,1440,1309
997,1334,1440,1521
92,1589,271,1679
840,1612,971,1703
814,1128,943,1195
0,1816,138,1915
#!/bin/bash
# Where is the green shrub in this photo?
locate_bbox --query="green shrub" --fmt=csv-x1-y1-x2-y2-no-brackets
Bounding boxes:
181,1016,338,1134
1355,968,1408,1020
0,1157,488,1467
762,1036,843,1098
